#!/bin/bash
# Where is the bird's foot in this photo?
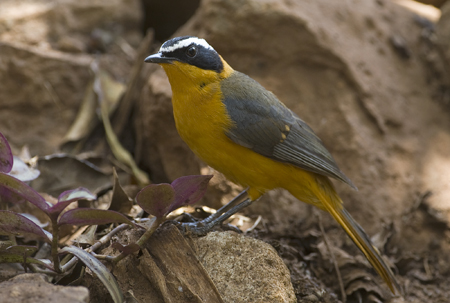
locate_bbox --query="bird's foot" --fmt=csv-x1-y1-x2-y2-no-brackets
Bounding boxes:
179,197,253,236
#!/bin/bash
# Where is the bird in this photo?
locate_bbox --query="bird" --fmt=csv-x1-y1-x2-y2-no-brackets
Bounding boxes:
144,36,401,295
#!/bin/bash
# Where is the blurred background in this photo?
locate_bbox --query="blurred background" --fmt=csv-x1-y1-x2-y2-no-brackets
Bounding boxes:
1,0,450,301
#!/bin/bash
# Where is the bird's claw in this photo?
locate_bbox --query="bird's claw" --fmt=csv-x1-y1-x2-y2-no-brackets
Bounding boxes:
179,221,211,237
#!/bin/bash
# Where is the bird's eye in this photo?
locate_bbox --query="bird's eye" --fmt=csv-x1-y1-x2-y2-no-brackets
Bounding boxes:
186,46,197,58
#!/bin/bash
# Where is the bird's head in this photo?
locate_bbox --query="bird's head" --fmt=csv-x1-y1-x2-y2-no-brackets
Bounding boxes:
145,36,233,90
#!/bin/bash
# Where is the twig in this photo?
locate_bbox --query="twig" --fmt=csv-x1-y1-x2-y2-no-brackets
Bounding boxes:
245,215,262,234
87,223,131,253
90,252,114,262
28,264,59,276
60,223,132,272
316,210,346,303
60,253,78,273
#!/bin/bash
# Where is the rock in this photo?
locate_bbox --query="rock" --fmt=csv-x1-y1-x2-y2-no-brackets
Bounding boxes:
437,1,450,63
0,273,89,303
0,42,91,155
192,231,296,303
0,0,141,49
106,225,294,303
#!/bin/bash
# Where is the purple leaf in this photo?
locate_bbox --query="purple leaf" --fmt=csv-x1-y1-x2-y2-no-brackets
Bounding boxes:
58,187,96,202
169,175,212,213
0,173,48,211
47,187,96,219
135,183,174,218
0,189,26,205
19,213,49,229
0,211,52,242
58,208,135,227
135,175,213,218
0,133,13,174
59,245,123,303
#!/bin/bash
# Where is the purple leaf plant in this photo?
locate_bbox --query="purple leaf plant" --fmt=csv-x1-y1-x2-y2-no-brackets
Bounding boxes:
0,132,133,273
136,175,212,218
0,132,216,282
120,174,213,259
111,175,213,264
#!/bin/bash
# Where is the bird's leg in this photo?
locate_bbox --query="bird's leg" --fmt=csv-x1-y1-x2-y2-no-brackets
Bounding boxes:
181,189,253,236
201,189,249,224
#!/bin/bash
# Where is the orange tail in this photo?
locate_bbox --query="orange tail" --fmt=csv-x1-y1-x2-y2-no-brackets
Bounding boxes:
325,204,401,295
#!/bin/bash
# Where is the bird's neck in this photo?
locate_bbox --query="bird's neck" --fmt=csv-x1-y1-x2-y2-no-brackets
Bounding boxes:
159,60,234,153
161,59,233,94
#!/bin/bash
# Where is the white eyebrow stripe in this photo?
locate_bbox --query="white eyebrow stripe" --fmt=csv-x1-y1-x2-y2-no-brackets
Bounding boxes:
160,37,214,53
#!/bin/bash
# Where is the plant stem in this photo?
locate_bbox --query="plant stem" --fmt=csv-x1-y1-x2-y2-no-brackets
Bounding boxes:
112,217,163,264
60,254,78,273
51,219,61,273
28,264,59,276
135,217,163,247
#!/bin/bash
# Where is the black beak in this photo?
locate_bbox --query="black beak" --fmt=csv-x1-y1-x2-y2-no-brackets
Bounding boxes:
144,53,174,64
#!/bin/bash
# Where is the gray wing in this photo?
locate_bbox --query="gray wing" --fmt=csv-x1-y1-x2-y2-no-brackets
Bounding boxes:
220,71,357,190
